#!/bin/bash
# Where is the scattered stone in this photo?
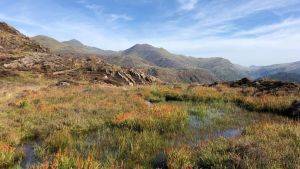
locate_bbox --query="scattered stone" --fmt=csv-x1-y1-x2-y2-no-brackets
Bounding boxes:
56,81,71,87
55,80,79,87
0,69,18,77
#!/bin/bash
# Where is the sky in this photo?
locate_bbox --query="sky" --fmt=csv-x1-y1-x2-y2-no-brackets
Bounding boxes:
1,0,300,66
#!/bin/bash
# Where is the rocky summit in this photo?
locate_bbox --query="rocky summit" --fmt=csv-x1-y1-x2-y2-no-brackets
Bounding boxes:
0,22,157,86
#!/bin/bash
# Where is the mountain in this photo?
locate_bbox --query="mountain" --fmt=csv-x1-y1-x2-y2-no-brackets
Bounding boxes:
250,61,300,78
1,22,156,86
118,44,249,81
146,67,219,84
262,72,300,83
249,61,300,82
33,36,250,83
32,35,116,56
32,35,300,84
63,39,84,46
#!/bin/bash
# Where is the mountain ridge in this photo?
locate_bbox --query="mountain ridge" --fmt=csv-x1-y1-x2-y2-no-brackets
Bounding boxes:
31,35,116,56
31,33,300,83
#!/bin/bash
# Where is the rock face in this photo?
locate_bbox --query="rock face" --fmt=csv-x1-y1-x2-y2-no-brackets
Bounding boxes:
0,22,157,86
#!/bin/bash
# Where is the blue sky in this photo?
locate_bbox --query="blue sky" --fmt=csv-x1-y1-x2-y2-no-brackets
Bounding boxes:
1,0,300,66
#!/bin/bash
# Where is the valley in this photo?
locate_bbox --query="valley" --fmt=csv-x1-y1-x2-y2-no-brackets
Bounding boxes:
0,22,299,169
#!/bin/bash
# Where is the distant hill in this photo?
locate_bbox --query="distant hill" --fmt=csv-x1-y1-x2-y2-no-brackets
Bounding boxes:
146,67,219,84
32,35,116,56
249,61,300,83
119,44,249,81
250,61,300,78
262,72,300,83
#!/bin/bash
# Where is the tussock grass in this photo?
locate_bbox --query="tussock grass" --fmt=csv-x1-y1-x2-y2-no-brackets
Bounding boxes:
196,122,300,169
147,85,299,117
0,142,23,168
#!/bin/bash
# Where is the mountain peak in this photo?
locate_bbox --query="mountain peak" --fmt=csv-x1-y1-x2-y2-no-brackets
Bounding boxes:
124,43,167,54
0,22,22,35
132,44,154,48
63,39,84,47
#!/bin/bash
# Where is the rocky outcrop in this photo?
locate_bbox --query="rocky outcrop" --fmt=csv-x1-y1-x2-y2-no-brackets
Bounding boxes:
0,22,22,35
228,78,299,94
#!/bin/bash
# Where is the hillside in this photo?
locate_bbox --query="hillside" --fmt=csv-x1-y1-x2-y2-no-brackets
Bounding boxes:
1,23,156,86
0,22,48,54
32,35,116,56
263,72,300,83
250,61,300,78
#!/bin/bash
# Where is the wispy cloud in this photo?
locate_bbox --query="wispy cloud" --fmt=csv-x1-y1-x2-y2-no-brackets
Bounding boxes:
77,0,103,14
193,0,300,27
233,18,300,37
178,0,198,11
109,14,133,21
77,0,132,22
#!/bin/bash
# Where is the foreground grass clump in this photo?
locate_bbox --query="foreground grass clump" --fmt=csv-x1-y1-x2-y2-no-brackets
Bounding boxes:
110,104,188,134
196,122,300,169
0,142,22,168
32,151,101,169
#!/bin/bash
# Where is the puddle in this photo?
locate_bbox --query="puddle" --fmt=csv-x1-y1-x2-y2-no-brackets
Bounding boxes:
213,128,243,139
20,143,39,169
172,115,244,146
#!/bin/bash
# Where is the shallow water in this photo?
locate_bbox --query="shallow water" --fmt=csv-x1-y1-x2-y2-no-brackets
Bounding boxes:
184,115,242,146
20,143,38,169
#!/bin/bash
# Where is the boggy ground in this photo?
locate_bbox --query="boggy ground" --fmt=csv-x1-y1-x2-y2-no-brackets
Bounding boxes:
0,74,299,169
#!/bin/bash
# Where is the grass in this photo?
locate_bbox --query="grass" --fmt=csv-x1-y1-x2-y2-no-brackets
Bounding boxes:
0,142,23,168
146,84,299,117
196,122,300,169
0,75,299,168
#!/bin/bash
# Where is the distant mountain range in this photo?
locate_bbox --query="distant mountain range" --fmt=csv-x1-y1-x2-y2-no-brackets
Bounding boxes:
31,35,300,84
261,72,300,83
